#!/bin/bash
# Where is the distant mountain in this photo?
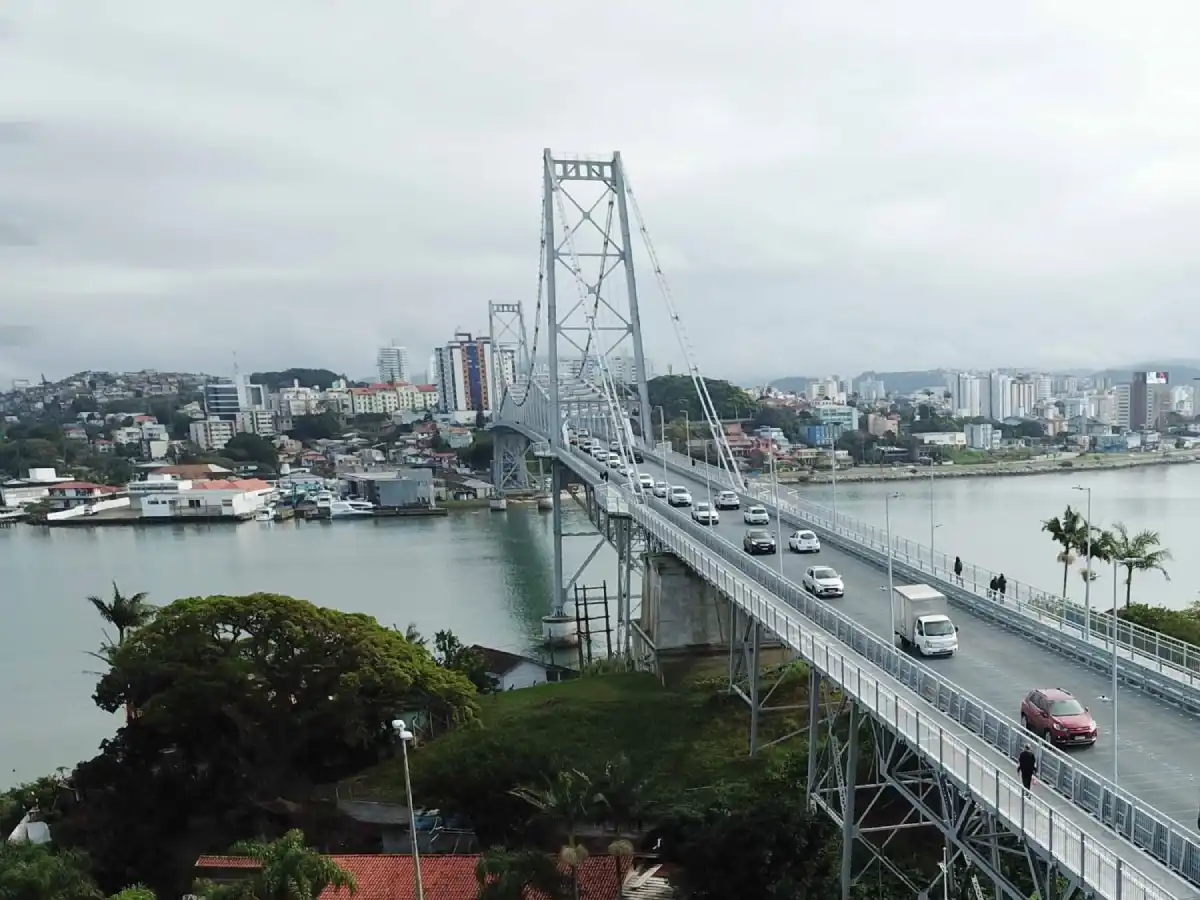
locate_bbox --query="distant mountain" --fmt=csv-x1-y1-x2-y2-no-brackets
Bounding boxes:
1089,360,1200,386
766,375,817,393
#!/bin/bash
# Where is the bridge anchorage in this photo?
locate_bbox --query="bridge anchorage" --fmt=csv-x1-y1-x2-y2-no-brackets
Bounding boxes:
491,151,1200,900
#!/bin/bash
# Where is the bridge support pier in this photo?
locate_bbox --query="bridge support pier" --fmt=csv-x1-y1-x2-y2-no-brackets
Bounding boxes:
492,430,533,497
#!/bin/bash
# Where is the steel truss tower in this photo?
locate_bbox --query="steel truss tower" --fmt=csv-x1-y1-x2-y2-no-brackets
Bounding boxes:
488,302,533,496
541,150,653,619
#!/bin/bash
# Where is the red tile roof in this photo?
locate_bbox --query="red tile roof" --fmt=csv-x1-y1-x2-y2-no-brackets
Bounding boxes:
416,385,436,392
195,853,621,900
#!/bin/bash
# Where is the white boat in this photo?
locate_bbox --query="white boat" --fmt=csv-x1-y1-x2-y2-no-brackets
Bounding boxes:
255,507,275,522
327,499,376,518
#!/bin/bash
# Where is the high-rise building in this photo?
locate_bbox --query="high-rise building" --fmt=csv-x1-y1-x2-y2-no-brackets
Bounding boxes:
1113,385,1131,430
203,380,241,420
1130,371,1169,431
1010,378,1036,418
377,344,409,385
560,354,652,386
807,377,844,404
986,372,1012,421
952,373,981,417
427,352,440,387
433,332,513,419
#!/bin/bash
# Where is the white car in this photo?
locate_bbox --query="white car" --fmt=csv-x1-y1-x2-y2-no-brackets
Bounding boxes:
803,565,844,598
638,473,655,491
667,485,693,507
691,502,719,525
652,481,669,498
607,454,624,469
620,465,635,477
789,529,821,553
743,505,769,525
714,490,740,510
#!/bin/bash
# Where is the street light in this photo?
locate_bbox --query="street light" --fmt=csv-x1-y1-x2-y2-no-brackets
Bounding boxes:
884,491,899,599
1108,558,1137,786
391,719,425,900
770,446,785,575
828,437,838,528
1072,485,1093,638
657,406,668,492
928,468,937,570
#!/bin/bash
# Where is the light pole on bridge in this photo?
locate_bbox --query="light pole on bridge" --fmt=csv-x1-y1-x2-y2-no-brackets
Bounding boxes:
884,491,899,600
1072,484,1094,639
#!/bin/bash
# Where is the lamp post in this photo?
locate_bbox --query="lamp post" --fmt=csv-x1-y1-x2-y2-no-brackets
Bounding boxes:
391,719,425,900
703,433,712,508
884,492,899,599
1072,485,1093,638
1109,557,1136,786
657,406,668,492
771,447,785,574
928,468,937,571
683,410,690,463
829,437,838,528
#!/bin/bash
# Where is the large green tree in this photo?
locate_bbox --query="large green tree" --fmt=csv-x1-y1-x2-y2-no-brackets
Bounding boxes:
0,841,103,900
221,434,279,470
63,594,477,897
646,375,756,422
475,848,569,900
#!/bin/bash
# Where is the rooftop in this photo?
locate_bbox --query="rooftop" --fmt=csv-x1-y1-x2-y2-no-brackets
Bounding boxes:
195,853,622,900
48,481,117,492
471,645,572,678
188,478,273,492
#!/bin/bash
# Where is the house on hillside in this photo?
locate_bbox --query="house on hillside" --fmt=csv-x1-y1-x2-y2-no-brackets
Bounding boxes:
472,646,576,691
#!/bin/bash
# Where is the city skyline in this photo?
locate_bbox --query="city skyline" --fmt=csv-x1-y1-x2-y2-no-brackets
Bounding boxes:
7,5,1200,385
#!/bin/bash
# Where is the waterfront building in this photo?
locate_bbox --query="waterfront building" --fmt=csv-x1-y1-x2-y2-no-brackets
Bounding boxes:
812,402,859,432
915,431,967,448
965,422,996,450
45,481,120,511
139,478,273,519
343,469,435,508
0,468,70,507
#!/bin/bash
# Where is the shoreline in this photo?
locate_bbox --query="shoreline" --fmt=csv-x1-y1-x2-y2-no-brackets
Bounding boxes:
795,451,1199,484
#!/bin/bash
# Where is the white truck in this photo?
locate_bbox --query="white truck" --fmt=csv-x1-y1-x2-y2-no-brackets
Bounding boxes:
892,584,959,657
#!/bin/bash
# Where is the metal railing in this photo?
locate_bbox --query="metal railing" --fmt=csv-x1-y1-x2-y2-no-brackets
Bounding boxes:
650,447,1200,689
556,447,1193,900
560,444,1200,892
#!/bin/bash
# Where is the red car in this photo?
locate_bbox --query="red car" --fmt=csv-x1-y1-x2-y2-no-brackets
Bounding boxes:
1020,688,1097,746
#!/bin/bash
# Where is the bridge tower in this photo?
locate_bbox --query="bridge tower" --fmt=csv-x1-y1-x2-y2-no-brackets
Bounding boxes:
539,149,654,624
488,301,534,497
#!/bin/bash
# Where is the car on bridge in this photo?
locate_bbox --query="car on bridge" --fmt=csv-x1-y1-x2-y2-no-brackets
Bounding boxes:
667,486,693,507
715,490,740,510
1020,688,1098,747
652,481,669,498
691,502,719,525
802,566,844,598
742,529,777,554
607,454,624,469
788,530,821,553
743,505,769,525
637,473,654,492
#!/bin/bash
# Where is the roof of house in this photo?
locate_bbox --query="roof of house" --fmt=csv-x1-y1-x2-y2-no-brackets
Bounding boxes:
188,478,273,492
195,853,621,900
471,645,570,678
48,481,116,492
149,463,233,476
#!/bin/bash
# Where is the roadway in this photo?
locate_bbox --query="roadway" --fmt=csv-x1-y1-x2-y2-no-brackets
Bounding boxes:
636,458,1200,831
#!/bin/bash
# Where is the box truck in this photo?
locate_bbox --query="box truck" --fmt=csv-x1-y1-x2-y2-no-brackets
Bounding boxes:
892,584,958,657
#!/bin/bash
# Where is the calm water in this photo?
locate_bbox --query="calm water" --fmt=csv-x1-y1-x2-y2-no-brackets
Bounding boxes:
0,504,617,788
798,462,1200,611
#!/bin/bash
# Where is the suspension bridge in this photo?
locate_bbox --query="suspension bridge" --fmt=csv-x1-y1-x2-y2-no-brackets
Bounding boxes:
487,149,1200,900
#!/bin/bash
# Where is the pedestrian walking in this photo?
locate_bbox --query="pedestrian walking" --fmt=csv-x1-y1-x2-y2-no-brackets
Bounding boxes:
1018,744,1038,790
953,556,963,584
998,573,1007,600
989,575,998,599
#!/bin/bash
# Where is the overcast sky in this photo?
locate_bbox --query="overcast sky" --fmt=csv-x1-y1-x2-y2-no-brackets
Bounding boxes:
3,1,1200,387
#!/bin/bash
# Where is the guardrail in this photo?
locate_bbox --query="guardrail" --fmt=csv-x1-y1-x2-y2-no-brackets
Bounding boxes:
559,445,1195,899
646,447,1200,700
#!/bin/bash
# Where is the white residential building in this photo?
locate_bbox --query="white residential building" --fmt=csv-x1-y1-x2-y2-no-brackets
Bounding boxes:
190,418,236,451
965,422,996,450
1010,378,1037,418
1035,375,1053,402
986,372,1012,421
916,432,968,447
139,478,274,519
952,373,982,418
806,377,844,404
112,426,143,445
1113,384,1131,430
277,382,326,417
235,410,275,437
377,345,410,384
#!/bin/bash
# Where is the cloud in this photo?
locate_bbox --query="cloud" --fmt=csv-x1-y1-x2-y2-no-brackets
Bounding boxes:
3,0,1200,387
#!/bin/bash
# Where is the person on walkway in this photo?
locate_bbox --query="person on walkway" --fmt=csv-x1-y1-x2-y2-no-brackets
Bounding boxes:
988,575,998,598
954,556,963,584
998,573,1007,600
1018,744,1038,790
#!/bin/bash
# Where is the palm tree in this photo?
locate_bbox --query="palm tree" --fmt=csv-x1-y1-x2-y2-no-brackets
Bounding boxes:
1041,506,1088,599
1107,522,1172,608
510,769,605,900
607,839,634,896
199,830,356,900
475,847,570,900
86,581,156,647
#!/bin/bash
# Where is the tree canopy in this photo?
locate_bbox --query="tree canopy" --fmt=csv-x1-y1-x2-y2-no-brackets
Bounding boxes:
646,375,756,422
286,414,342,442
221,433,280,470
65,593,477,896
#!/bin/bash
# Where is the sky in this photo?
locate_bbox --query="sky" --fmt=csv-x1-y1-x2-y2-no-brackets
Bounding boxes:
3,1,1200,387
